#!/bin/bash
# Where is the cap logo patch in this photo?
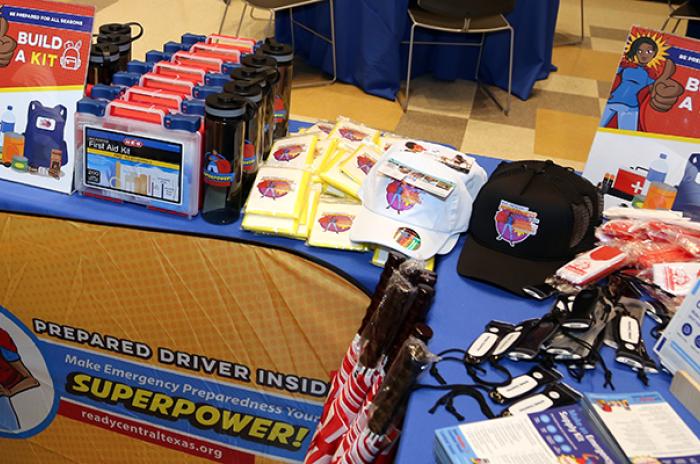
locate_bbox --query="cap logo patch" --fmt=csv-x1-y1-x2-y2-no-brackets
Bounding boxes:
494,200,540,247
394,227,421,250
318,214,354,233
385,180,422,213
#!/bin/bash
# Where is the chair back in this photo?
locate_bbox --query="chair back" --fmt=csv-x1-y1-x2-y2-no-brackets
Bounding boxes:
417,0,516,19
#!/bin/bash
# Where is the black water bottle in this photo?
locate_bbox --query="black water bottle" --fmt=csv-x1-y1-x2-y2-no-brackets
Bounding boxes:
96,33,133,71
230,66,274,156
260,38,294,140
223,80,264,199
88,43,120,85
202,93,248,225
241,53,279,152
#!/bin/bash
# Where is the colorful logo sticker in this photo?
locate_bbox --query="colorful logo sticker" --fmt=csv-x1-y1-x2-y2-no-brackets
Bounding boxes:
202,151,234,187
356,154,375,175
273,144,304,162
394,227,421,251
273,96,287,123
318,214,354,234
494,200,539,247
257,178,292,199
339,128,368,142
243,141,256,173
385,180,421,214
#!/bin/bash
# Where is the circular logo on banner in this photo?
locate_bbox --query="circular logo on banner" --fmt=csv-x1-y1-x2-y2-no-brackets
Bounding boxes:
0,307,58,438
394,227,421,251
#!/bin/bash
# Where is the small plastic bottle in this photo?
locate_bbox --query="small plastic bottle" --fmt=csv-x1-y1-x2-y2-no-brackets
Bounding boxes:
647,153,669,184
0,105,15,148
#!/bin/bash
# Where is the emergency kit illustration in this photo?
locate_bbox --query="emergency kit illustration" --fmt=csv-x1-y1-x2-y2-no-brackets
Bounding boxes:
23,102,68,171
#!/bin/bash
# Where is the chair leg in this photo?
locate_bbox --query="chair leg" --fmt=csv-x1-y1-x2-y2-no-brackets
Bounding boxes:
506,24,513,115
219,0,232,35
291,0,337,88
268,9,275,32
328,0,337,84
661,15,671,31
672,18,682,33
402,22,417,112
235,2,248,37
475,33,485,81
579,0,585,43
555,0,585,46
290,9,296,52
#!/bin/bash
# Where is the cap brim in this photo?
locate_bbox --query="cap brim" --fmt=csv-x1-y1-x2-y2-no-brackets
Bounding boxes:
457,235,568,296
351,209,451,261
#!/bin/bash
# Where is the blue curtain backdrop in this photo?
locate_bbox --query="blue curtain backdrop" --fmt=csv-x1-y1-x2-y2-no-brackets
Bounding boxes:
275,0,560,101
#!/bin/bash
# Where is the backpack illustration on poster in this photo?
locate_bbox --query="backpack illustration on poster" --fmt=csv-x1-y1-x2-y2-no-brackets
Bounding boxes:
583,26,700,219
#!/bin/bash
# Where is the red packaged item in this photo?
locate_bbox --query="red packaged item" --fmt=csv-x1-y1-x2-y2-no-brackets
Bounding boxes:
633,242,694,268
555,245,628,286
206,34,256,51
171,51,223,73
191,43,241,64
140,73,194,96
152,61,205,84
123,87,183,113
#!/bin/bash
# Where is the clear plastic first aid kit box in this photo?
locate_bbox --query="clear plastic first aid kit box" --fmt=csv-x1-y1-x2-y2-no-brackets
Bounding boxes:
74,99,202,217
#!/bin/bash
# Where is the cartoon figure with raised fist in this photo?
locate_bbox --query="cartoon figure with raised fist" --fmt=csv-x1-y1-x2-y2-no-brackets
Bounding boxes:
0,14,17,68
601,34,683,131
0,326,39,432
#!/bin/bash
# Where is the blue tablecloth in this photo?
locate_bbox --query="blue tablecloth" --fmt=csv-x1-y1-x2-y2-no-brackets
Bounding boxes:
275,0,559,101
0,121,697,462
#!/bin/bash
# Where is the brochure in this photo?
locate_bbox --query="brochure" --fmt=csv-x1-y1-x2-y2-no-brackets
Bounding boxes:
434,404,628,464
0,0,94,193
587,391,700,463
655,279,700,385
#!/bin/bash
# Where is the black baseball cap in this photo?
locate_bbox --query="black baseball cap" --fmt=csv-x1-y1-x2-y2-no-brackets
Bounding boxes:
457,160,601,296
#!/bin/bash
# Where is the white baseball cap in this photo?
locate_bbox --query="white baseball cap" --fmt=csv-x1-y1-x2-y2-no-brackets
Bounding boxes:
350,149,486,260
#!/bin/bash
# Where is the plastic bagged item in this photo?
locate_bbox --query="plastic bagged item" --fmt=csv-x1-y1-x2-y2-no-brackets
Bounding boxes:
555,245,628,286
307,201,368,252
328,117,381,147
74,99,202,218
265,134,318,170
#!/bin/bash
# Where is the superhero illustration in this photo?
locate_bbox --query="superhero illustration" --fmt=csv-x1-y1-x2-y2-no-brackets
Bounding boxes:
385,180,422,213
601,32,683,131
203,151,233,187
318,214,353,233
257,178,292,199
0,327,39,432
272,144,304,162
0,14,17,67
356,154,376,175
494,200,539,246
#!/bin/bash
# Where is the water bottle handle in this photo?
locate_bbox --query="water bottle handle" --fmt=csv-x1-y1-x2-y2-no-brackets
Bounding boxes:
108,101,165,125
125,22,144,42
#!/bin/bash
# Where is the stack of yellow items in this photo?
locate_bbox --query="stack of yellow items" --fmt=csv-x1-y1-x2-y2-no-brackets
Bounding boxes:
241,116,435,269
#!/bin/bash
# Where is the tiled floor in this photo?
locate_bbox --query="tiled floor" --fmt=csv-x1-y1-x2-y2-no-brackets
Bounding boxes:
75,0,681,170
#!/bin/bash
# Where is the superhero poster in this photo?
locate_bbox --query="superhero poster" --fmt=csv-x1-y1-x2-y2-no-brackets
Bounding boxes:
584,27,700,219
0,0,93,194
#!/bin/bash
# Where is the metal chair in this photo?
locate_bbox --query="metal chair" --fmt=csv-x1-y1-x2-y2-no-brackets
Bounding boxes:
402,0,515,115
662,0,700,33
219,0,337,88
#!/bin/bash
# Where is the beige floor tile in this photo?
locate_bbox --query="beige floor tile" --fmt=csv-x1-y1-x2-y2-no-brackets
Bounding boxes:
460,120,535,160
598,98,609,115
533,74,600,98
597,80,613,98
590,37,627,54
534,108,600,163
291,83,403,132
552,47,623,81
403,77,477,119
395,111,468,148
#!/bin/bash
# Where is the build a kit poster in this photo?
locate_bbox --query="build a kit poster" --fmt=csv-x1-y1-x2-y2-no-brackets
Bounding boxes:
0,0,93,193
0,213,368,463
583,26,700,219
